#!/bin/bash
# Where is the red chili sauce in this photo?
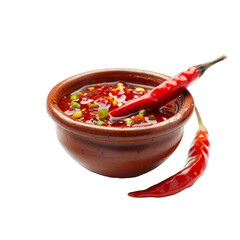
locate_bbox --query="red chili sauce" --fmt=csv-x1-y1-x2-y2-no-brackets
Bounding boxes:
59,81,180,127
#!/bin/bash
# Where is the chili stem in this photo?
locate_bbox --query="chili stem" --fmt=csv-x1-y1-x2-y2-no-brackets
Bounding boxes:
196,55,227,77
195,106,207,132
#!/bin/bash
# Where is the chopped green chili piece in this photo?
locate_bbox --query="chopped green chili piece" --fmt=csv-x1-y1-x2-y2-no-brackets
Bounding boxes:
98,109,108,120
96,120,106,126
139,109,146,115
70,102,81,109
148,115,156,120
89,103,99,108
70,94,79,100
126,120,135,126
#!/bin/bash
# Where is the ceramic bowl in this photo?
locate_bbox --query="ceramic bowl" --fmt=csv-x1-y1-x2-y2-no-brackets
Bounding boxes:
47,69,194,178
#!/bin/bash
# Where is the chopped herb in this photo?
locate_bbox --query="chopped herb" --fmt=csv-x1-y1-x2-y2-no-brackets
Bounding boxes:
70,102,81,109
149,115,156,120
126,120,135,126
96,120,106,126
89,103,99,108
139,109,146,115
98,109,108,120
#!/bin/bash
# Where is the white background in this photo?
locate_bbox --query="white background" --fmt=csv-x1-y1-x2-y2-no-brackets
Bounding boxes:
1,0,239,239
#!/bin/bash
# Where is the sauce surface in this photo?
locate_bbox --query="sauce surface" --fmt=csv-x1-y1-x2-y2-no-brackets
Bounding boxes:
59,81,180,127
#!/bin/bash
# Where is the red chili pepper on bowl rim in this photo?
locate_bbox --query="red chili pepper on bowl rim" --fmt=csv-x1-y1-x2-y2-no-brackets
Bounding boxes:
110,56,226,118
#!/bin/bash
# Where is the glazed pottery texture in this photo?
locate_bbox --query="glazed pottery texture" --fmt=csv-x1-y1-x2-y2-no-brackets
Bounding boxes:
47,69,194,178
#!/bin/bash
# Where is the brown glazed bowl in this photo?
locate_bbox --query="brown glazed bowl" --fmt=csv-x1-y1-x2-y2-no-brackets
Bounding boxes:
47,69,194,178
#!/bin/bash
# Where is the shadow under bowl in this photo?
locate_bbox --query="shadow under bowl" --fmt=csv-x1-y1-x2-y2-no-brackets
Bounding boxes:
47,69,194,178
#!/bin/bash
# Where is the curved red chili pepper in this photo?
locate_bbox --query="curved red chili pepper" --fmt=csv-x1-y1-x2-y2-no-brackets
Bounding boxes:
110,56,226,118
128,107,210,198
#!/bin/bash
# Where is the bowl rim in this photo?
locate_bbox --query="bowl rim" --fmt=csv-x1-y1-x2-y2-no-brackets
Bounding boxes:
47,68,194,138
